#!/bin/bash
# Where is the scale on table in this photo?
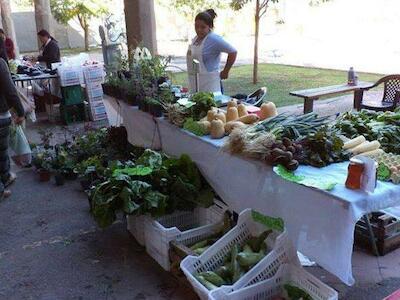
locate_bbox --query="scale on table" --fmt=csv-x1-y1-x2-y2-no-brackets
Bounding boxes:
192,59,232,107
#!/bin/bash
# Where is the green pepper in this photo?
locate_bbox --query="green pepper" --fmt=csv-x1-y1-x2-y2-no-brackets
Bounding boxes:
193,245,210,255
215,265,231,282
237,252,264,268
243,244,254,254
247,230,272,252
199,271,225,287
190,240,208,250
231,245,244,283
195,274,218,291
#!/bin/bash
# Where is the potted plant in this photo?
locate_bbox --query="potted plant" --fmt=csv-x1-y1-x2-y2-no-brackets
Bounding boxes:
38,153,53,182
75,156,105,191
145,97,163,117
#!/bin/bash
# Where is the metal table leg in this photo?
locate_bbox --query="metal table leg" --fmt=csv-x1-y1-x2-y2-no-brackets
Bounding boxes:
363,214,379,256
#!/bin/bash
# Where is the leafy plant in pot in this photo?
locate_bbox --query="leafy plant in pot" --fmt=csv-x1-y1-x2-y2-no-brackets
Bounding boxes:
145,97,163,117
75,156,105,191
35,150,53,182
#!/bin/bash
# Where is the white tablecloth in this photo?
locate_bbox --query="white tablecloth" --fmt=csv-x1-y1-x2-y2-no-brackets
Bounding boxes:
122,103,400,285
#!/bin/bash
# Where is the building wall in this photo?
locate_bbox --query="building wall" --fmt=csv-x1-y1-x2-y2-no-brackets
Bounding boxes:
12,11,98,52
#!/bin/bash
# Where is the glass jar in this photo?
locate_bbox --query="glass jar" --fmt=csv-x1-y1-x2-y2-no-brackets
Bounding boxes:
346,158,365,190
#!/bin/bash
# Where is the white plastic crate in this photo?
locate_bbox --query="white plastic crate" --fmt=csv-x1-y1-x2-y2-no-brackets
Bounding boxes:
58,66,82,87
86,83,104,100
180,209,299,300
83,64,105,84
127,214,149,246
145,201,227,271
209,264,338,300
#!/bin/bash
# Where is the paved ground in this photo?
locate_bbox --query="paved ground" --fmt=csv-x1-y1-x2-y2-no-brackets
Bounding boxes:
0,99,399,300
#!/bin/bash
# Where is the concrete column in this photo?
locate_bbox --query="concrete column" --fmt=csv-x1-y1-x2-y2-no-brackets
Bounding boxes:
124,0,158,56
33,0,53,49
139,0,158,55
0,0,19,57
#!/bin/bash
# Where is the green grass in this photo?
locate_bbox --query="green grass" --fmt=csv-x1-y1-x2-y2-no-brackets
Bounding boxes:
170,64,383,107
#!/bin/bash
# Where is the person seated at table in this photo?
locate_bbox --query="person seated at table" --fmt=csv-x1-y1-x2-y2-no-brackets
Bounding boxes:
37,30,61,69
0,29,15,60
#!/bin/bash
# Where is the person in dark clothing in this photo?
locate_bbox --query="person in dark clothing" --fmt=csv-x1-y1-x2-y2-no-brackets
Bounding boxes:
0,37,8,62
37,30,61,68
0,29,15,60
0,58,25,199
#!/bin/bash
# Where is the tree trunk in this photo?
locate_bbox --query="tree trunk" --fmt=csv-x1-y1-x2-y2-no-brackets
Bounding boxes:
0,0,20,57
253,0,260,85
84,24,89,51
33,0,53,50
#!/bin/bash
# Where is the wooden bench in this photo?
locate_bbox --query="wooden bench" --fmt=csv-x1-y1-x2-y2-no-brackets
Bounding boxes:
290,81,373,113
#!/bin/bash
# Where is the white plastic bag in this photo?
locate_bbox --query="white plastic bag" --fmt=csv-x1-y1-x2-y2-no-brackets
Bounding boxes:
9,125,32,166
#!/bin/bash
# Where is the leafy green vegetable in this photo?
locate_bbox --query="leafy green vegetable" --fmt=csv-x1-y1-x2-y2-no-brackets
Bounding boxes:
183,118,207,136
113,166,153,177
251,210,284,232
275,165,337,191
190,92,216,121
377,163,391,181
136,149,163,170
284,283,313,300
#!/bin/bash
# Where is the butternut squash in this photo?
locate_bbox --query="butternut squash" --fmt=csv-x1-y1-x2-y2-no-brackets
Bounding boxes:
259,102,278,120
197,121,211,134
214,111,226,124
238,114,259,124
227,99,238,108
225,121,246,134
210,119,225,139
226,107,239,122
207,110,217,122
238,104,248,117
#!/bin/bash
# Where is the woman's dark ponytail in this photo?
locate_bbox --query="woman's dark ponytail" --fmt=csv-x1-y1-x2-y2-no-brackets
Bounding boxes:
195,9,217,28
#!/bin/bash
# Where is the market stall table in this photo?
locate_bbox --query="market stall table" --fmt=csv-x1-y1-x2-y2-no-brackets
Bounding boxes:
120,102,400,286
13,73,60,119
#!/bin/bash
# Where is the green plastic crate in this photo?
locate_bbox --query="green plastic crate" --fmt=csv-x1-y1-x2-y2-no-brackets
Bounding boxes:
60,103,86,125
61,85,84,106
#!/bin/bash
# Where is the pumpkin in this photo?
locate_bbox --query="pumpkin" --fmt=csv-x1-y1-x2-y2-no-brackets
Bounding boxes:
237,104,248,117
238,114,259,124
259,102,278,120
197,121,211,134
225,121,246,134
211,118,225,139
227,99,238,108
214,111,226,124
226,107,239,122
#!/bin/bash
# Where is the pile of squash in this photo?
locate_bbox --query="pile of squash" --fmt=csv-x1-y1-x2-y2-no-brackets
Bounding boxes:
197,99,278,139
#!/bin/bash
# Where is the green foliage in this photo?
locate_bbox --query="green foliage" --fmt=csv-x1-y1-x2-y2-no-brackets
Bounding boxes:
50,0,108,25
183,118,208,136
158,0,226,19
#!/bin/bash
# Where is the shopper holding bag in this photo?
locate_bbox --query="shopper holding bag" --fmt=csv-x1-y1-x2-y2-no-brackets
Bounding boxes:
0,57,25,199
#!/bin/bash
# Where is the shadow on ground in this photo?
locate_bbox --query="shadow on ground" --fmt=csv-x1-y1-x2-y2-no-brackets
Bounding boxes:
0,169,195,300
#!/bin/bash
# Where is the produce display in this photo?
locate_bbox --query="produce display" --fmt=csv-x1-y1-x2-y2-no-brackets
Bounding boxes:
297,129,350,168
343,135,383,157
189,212,234,255
334,109,400,154
223,113,340,170
368,152,400,184
194,230,273,290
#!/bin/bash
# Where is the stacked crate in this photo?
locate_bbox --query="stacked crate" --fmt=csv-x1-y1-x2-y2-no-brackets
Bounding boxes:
83,64,109,126
58,66,86,125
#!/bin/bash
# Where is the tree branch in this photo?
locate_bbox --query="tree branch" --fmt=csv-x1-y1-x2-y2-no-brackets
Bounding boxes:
259,0,269,17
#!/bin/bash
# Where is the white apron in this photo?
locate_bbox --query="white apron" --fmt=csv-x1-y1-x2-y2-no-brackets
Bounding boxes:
187,35,221,93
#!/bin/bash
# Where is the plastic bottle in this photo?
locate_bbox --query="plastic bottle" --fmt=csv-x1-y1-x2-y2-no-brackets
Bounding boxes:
348,67,355,85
